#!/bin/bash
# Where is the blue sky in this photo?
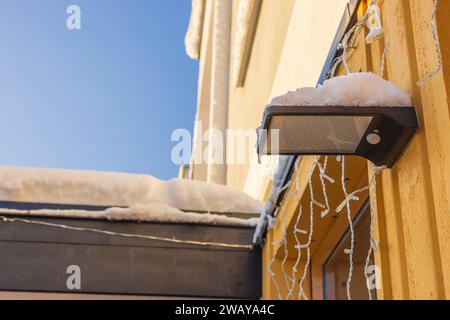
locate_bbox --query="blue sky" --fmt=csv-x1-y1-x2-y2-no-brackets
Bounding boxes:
0,0,198,179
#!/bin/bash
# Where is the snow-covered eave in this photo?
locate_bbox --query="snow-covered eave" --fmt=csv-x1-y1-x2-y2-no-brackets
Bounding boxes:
185,0,206,60
0,206,259,228
0,166,264,220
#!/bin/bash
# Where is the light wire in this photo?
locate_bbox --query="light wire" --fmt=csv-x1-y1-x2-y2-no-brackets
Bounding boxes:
417,0,442,86
0,215,253,250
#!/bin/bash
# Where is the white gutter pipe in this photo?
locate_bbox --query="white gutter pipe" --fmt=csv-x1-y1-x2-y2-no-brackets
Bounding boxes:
207,0,231,185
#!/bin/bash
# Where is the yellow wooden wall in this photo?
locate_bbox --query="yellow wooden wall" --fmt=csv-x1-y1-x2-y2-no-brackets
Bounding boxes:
263,0,450,300
227,0,296,191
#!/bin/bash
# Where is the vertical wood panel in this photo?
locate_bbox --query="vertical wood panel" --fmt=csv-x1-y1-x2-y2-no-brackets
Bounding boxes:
375,0,445,299
370,0,411,300
379,170,410,299
409,0,450,297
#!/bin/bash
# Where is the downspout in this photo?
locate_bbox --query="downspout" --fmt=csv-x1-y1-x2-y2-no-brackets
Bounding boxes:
185,0,206,180
207,0,231,185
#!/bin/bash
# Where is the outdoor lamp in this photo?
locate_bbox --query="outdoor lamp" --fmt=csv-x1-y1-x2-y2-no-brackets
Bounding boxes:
257,104,419,168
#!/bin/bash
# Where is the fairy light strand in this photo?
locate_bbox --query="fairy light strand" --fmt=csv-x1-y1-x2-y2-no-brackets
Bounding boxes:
286,204,304,300
298,159,321,300
267,238,283,300
364,165,386,300
380,39,389,78
266,0,400,299
341,0,375,74
280,221,293,299
0,215,252,250
417,0,442,86
267,154,385,300
317,156,334,218
340,156,356,300
335,0,384,76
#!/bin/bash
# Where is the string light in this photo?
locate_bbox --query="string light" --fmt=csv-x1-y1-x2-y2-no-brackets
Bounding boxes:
364,164,386,300
286,204,304,300
341,1,388,300
265,0,399,300
380,38,389,78
336,185,368,213
267,238,283,300
280,221,293,299
268,155,385,300
318,156,334,218
0,215,253,250
298,159,322,300
266,178,295,301
365,0,384,44
341,1,375,74
337,0,389,76
340,156,355,300
417,0,441,86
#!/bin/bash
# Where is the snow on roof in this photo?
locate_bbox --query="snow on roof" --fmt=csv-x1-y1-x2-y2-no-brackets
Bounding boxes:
0,167,263,217
270,72,412,107
0,205,259,228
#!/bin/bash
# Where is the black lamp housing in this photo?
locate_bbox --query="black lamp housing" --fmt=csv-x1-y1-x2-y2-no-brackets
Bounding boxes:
257,105,419,168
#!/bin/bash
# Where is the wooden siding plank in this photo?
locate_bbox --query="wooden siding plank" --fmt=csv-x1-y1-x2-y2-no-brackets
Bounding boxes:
0,241,261,299
374,0,444,299
408,0,450,298
367,3,410,299
377,168,409,299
